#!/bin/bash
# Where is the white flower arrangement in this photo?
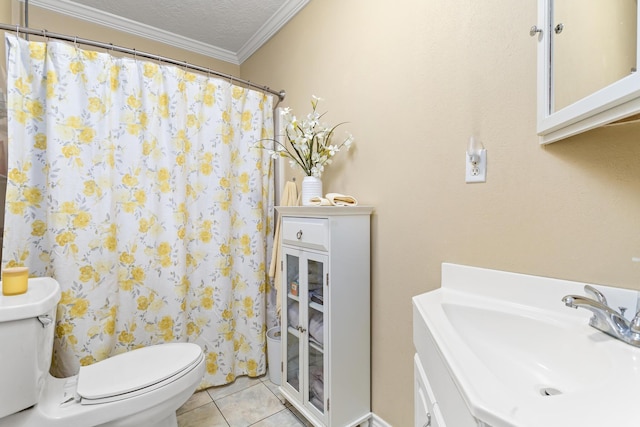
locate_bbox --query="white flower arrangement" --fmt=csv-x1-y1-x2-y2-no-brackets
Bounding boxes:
256,96,354,178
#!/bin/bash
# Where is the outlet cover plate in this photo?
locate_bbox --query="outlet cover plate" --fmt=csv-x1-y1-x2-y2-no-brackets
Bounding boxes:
465,149,486,183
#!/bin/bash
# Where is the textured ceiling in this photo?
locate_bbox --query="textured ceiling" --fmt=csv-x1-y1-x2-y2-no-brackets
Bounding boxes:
27,0,310,64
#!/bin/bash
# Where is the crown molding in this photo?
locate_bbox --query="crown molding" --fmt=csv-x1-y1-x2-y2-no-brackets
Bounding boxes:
23,0,240,64
237,0,310,63
23,0,309,65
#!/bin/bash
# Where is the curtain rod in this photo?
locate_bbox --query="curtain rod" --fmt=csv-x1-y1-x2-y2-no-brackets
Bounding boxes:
0,23,286,104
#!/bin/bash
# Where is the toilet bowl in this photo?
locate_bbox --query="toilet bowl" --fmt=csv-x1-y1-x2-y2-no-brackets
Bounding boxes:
0,277,205,427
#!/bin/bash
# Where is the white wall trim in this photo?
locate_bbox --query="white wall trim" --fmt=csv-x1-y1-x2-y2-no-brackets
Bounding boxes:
23,0,310,65
371,413,393,427
24,0,239,63
237,0,310,63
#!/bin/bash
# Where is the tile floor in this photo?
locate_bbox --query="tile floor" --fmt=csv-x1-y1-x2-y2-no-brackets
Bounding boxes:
176,373,313,427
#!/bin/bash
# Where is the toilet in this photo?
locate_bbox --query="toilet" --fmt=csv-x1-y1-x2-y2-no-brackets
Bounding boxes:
0,277,205,427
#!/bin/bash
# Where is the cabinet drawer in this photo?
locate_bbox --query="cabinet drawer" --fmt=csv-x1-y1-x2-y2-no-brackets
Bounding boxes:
282,217,329,251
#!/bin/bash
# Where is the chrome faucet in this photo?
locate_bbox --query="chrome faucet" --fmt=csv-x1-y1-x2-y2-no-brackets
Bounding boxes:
562,285,640,347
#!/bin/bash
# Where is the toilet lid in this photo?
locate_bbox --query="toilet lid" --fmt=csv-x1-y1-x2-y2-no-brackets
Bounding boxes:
77,343,203,402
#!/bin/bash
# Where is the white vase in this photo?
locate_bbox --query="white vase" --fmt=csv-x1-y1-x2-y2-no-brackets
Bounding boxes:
301,175,323,206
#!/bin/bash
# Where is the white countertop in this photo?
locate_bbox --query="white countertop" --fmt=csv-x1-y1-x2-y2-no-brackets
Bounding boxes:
413,263,640,427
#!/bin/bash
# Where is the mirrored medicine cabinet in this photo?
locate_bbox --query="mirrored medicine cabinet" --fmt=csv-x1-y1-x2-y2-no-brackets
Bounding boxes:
536,0,640,144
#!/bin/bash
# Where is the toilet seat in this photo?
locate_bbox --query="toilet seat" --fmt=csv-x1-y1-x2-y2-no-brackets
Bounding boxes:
76,343,203,405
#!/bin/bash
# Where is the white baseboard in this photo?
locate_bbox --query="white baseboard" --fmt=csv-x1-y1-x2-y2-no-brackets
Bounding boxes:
370,413,393,427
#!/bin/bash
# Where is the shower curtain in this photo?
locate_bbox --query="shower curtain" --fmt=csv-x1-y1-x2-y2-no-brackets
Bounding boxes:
3,33,275,387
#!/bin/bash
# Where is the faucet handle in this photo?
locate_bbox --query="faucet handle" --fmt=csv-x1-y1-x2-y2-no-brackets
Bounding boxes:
631,311,640,335
584,285,608,306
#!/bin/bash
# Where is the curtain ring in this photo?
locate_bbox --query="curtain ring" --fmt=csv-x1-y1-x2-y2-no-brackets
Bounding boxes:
15,24,19,38
73,36,78,49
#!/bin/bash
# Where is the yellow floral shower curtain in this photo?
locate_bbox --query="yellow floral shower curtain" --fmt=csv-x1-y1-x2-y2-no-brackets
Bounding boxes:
3,33,274,387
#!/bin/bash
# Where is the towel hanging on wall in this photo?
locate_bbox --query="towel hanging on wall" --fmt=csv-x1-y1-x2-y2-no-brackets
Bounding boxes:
269,181,298,318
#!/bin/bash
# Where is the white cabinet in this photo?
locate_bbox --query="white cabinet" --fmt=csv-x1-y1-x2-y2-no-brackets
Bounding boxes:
277,206,373,427
535,0,640,144
413,301,480,427
414,354,446,427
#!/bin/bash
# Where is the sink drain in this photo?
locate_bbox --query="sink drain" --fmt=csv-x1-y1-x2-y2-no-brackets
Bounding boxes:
539,387,562,396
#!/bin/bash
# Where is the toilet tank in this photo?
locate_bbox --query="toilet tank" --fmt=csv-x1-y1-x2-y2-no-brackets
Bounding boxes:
0,277,61,418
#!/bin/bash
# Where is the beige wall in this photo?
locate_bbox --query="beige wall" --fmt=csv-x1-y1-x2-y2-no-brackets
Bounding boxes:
241,0,640,425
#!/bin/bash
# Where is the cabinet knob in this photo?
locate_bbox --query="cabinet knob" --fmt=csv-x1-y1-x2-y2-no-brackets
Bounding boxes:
423,413,432,427
296,230,303,240
530,25,542,37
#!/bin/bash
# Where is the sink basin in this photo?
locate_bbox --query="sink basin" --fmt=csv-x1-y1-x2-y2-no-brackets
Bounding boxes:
413,263,640,427
441,302,612,396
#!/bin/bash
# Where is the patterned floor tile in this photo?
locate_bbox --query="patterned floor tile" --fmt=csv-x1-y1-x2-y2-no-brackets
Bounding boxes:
206,375,262,401
250,408,307,427
178,390,213,415
177,402,229,427
215,382,285,427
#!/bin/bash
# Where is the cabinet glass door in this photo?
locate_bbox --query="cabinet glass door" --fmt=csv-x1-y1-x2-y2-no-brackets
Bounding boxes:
305,256,326,416
284,252,301,394
283,248,328,418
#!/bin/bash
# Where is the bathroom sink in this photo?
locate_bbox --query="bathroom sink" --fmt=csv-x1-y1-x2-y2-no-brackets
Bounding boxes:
440,302,613,396
413,263,640,427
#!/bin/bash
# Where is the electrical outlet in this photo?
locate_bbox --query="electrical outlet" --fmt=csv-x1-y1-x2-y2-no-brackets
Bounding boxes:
465,149,486,183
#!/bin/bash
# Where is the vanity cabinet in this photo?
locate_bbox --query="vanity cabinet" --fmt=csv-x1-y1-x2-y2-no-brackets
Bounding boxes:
413,300,484,427
277,206,373,427
414,355,446,427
